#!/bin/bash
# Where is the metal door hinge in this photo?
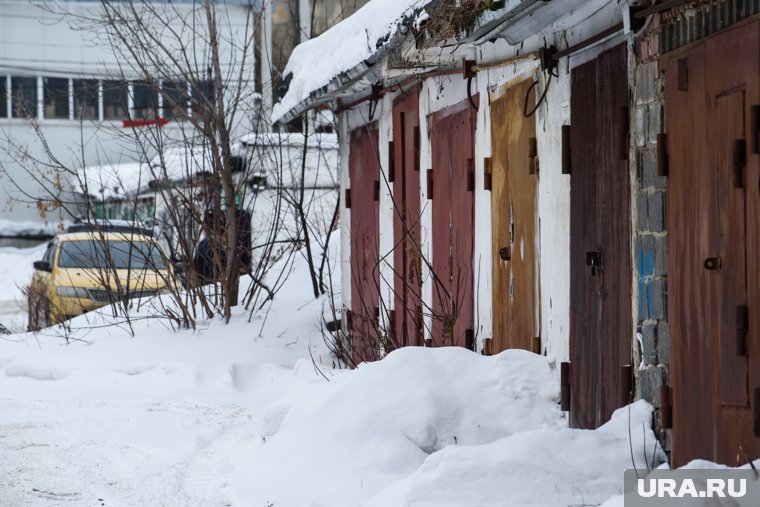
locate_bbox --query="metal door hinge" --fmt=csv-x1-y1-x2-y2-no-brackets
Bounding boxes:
560,362,571,411
467,158,475,192
484,157,492,191
677,58,688,91
751,105,760,154
465,327,475,351
426,169,434,199
388,141,395,182
621,364,633,405
657,133,669,177
562,125,571,175
345,188,352,209
482,337,493,356
528,137,538,175
660,385,673,429
373,180,380,202
736,305,749,357
531,336,541,355
733,139,746,189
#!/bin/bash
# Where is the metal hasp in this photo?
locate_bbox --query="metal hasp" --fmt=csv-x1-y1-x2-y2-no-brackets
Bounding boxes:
560,362,571,411
586,251,602,276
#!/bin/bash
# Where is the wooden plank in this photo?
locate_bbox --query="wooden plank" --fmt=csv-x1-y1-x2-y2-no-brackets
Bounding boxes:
489,79,539,353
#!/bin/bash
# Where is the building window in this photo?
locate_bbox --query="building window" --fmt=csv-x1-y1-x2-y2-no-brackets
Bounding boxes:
0,76,7,118
43,77,70,120
191,80,214,120
103,80,128,120
73,79,98,120
11,77,38,118
132,81,158,120
161,81,187,121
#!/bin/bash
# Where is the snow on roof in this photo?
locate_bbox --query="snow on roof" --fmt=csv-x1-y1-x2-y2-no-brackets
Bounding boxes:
75,147,217,199
271,0,432,124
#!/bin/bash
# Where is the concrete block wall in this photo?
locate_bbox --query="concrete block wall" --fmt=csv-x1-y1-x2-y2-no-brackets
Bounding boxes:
631,55,669,415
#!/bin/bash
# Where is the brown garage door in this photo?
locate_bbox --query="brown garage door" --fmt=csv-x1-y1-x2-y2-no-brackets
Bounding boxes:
429,99,475,348
349,125,381,362
392,89,423,347
490,79,539,353
569,43,632,429
666,20,760,466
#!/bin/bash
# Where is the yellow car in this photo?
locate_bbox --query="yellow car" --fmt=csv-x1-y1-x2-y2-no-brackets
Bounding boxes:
28,231,174,329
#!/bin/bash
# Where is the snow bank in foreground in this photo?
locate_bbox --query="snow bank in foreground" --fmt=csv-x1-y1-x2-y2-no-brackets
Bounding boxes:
231,347,665,507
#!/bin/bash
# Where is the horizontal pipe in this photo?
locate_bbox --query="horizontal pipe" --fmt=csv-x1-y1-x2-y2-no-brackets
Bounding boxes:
553,23,624,61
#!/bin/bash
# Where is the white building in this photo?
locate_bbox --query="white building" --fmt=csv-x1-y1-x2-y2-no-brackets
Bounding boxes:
0,0,260,231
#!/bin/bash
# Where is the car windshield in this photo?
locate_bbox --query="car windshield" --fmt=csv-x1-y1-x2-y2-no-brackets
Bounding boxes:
57,239,165,270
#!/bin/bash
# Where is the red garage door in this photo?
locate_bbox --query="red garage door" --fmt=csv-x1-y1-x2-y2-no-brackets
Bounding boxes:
429,99,475,348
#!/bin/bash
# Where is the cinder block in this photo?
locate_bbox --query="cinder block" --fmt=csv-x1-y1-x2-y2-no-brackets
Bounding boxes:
649,278,668,320
641,323,658,366
654,234,668,276
648,191,666,232
635,62,656,105
657,321,670,364
638,366,667,406
636,191,649,230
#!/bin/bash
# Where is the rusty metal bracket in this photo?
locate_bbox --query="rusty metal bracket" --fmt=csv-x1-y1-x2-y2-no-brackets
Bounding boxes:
463,58,478,111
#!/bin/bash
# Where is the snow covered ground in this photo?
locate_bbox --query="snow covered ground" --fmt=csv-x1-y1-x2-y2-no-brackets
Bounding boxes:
0,239,670,506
